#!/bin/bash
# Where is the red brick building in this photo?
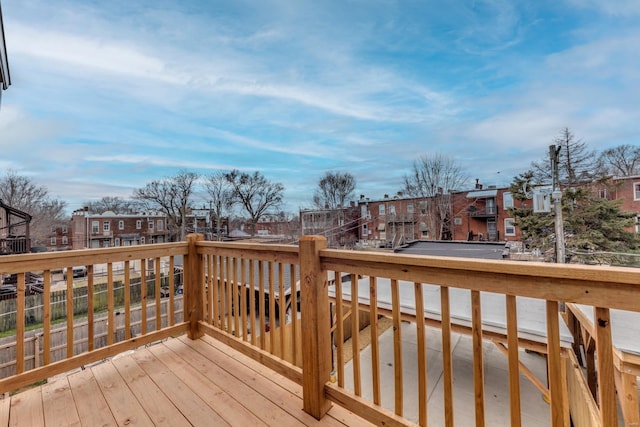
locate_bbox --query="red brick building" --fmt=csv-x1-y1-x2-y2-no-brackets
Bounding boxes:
71,208,168,249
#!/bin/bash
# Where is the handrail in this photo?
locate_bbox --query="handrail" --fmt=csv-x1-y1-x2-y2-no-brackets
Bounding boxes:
0,235,637,427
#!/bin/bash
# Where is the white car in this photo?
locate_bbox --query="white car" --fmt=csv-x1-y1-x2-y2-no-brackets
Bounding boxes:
62,266,88,279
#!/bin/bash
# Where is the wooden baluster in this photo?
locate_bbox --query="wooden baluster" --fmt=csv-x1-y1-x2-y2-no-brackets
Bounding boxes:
107,263,114,345
594,307,617,427
16,273,25,374
249,260,256,346
259,261,266,350
506,295,521,427
351,273,361,397
212,255,219,329
233,257,240,337
43,270,51,365
290,263,298,365
206,254,213,326
226,256,233,333
279,262,286,358
391,279,403,417
241,258,248,341
66,267,74,358
441,286,454,427
87,265,95,349
546,300,568,427
414,282,428,427
369,276,381,406
155,257,161,331
124,261,131,336
471,290,485,427
268,261,276,354
140,259,147,336
335,272,345,387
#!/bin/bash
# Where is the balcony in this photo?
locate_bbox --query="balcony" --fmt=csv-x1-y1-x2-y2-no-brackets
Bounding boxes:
0,236,638,426
467,206,498,218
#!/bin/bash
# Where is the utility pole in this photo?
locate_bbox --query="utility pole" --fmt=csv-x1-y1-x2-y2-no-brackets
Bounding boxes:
550,145,565,264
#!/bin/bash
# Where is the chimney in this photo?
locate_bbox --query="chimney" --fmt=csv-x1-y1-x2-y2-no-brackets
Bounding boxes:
397,191,403,197
475,179,483,190
360,194,365,200
384,194,389,199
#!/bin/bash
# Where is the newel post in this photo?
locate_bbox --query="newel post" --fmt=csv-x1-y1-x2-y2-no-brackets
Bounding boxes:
300,235,332,419
186,233,204,340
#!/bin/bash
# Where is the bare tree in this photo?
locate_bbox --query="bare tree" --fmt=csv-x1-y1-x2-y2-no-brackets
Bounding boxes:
225,170,284,236
312,171,356,209
133,170,199,241
403,154,467,240
203,171,234,241
532,128,596,186
597,144,640,177
0,170,67,246
83,196,140,214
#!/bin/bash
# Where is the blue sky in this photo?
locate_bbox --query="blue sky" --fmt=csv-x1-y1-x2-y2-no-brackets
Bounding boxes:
1,0,639,213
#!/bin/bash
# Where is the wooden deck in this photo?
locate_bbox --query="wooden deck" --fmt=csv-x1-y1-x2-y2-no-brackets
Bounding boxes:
0,335,374,427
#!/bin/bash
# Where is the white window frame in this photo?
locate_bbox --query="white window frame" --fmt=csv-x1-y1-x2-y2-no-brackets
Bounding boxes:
118,220,125,230
634,182,640,201
503,192,514,210
62,225,68,234
407,203,414,214
62,236,68,245
136,220,142,230
91,221,99,233
149,220,154,230
115,237,121,246
157,220,163,231
504,218,516,236
50,236,56,245
379,205,385,216
140,236,145,244
103,221,110,232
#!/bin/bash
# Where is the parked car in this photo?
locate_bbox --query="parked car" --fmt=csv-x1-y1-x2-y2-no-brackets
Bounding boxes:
62,266,88,280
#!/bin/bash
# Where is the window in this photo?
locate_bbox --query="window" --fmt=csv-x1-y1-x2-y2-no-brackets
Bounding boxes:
503,192,514,210
103,221,110,232
407,203,414,214
636,215,640,233
157,220,163,231
149,220,154,230
379,205,385,216
103,241,110,248
50,236,56,245
361,206,367,219
62,225,68,234
505,218,516,236
454,217,462,226
92,221,99,233
140,237,145,244
136,220,142,229
389,204,396,215
118,220,124,230
634,183,640,201
115,238,121,246
62,236,68,245
419,201,428,214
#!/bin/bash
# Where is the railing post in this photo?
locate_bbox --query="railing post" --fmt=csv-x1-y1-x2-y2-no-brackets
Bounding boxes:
300,235,332,419
186,233,204,340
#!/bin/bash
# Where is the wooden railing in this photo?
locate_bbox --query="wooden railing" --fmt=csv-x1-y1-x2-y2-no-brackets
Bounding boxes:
1,234,638,427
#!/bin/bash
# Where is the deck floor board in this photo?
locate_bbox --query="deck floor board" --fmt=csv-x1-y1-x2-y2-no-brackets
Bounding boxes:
2,336,373,426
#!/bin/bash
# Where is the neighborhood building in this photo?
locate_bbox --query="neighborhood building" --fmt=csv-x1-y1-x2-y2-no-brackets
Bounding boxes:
70,207,168,249
0,200,31,255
